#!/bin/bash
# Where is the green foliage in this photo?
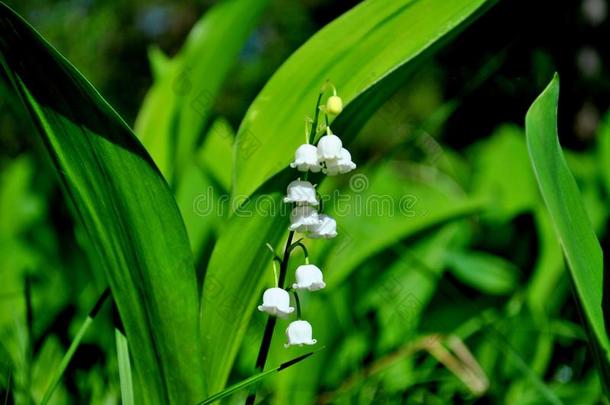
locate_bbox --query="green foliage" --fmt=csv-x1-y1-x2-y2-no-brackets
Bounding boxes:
0,3,204,403
233,0,496,198
525,74,610,391
199,0,495,395
1,0,609,404
445,249,518,295
135,0,269,183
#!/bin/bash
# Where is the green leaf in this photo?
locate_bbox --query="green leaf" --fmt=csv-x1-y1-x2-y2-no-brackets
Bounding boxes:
40,289,110,405
318,163,487,286
445,250,518,295
200,0,495,392
135,0,269,182
0,4,205,403
200,189,288,393
469,124,539,220
175,166,218,257
197,118,234,192
233,0,496,198
525,74,610,389
115,328,135,405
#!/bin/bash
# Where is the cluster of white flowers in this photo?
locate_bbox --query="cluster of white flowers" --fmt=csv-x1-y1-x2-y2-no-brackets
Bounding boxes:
287,127,355,239
257,86,356,348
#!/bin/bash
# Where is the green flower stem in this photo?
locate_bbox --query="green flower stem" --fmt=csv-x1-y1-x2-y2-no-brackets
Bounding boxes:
308,90,325,145
246,231,295,405
293,291,302,319
288,240,309,260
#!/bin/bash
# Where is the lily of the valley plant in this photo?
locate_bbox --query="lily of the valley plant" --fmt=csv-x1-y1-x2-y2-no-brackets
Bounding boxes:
254,82,355,365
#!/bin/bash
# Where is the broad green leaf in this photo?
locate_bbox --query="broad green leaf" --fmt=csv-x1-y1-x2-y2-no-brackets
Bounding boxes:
0,4,205,403
445,250,518,295
135,0,269,182
318,163,487,286
175,166,219,257
525,74,610,388
197,118,234,192
233,0,496,198
200,187,288,393
469,124,539,220
564,150,608,232
175,119,233,261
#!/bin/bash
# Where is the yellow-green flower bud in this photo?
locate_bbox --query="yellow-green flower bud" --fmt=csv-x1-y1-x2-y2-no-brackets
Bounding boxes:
326,95,343,115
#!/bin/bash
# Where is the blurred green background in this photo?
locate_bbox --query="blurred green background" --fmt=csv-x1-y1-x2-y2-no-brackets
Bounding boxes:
1,0,610,403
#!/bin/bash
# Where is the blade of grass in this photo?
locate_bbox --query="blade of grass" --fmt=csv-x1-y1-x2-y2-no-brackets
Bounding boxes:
115,328,134,405
2,371,10,405
40,288,110,405
197,351,317,405
24,274,32,400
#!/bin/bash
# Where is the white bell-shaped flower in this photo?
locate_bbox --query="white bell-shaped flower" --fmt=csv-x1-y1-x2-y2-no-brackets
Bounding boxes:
323,148,357,176
293,264,326,291
283,180,318,206
317,134,343,161
289,206,321,232
307,214,337,239
258,288,294,318
290,144,322,173
284,320,317,347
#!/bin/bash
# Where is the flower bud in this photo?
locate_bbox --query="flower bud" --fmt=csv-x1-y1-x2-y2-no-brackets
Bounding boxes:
326,95,343,115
